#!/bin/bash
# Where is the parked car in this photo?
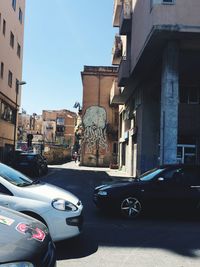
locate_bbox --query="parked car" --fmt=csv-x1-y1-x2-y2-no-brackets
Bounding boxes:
0,205,56,267
11,152,48,178
94,164,200,219
0,162,83,242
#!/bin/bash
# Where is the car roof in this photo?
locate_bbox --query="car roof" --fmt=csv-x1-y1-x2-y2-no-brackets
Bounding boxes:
159,164,200,169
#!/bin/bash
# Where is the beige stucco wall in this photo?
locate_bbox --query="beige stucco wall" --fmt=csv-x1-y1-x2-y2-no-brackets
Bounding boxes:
131,0,200,71
0,0,25,105
0,0,25,160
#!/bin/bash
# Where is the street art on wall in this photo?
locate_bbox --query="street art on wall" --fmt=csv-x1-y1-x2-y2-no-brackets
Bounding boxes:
82,106,108,152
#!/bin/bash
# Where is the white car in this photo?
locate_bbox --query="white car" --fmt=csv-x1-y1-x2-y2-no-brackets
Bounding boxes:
0,162,83,242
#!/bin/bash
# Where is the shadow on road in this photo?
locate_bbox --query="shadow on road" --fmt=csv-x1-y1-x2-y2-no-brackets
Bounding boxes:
43,166,200,261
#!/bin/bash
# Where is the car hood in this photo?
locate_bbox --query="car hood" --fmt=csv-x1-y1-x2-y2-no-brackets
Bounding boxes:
17,182,79,205
95,179,136,191
0,207,50,263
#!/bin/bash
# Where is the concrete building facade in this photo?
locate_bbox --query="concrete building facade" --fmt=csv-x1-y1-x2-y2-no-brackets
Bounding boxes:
81,66,119,167
112,0,200,175
0,0,25,162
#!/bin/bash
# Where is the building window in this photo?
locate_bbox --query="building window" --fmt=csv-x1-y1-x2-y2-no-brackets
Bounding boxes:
114,111,119,125
151,0,175,9
12,0,16,11
180,86,200,104
3,19,6,36
19,8,23,24
0,62,4,79
113,142,118,154
1,102,15,124
162,0,175,4
8,71,13,88
150,0,153,10
10,31,14,48
17,43,21,58
56,117,65,125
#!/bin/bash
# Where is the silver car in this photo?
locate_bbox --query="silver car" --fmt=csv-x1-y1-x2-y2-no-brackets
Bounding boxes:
0,163,83,242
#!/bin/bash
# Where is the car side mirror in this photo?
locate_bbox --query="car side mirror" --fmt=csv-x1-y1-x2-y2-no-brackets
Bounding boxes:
157,177,164,182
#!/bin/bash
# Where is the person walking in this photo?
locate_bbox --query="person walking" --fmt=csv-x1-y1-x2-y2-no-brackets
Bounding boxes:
74,152,78,163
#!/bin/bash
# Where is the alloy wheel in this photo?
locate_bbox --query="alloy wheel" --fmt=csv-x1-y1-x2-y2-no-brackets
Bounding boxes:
120,197,142,218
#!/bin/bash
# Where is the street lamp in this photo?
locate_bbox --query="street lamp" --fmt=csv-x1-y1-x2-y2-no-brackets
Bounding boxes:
14,80,26,150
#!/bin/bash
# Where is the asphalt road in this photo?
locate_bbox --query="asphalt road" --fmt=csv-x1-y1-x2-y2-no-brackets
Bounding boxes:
43,161,200,267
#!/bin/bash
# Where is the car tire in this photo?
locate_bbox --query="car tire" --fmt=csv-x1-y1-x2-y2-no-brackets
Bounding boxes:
120,196,142,219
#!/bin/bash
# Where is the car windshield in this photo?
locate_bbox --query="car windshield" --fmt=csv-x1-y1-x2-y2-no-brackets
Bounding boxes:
138,168,164,181
0,163,33,186
16,154,35,162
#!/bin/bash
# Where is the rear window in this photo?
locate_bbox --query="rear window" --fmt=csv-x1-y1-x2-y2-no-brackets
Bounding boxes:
16,154,35,162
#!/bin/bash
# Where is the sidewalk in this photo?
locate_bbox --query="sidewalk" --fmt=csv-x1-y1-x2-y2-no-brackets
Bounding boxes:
49,160,131,178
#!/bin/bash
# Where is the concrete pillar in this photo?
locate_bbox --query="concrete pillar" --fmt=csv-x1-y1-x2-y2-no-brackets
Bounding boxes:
160,41,179,164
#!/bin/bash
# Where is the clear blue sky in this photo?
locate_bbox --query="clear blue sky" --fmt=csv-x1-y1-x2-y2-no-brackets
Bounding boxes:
21,0,117,115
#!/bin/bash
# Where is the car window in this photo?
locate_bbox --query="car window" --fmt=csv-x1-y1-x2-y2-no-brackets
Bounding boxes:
162,168,182,182
162,167,200,185
0,183,13,195
139,168,164,181
0,163,33,186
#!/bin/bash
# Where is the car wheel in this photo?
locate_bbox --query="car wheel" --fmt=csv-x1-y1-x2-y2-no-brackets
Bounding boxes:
120,196,142,219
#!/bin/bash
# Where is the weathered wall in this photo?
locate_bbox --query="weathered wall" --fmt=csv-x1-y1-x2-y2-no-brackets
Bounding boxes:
81,66,118,167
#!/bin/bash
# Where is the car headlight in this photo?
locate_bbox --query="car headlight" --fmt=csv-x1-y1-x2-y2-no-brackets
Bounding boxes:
98,191,108,196
0,263,34,267
52,199,78,211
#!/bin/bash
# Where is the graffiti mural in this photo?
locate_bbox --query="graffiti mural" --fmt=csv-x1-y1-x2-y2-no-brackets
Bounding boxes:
82,106,108,152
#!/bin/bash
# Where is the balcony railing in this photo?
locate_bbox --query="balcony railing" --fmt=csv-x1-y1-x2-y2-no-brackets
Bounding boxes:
119,0,132,35
118,55,130,87
113,0,122,27
112,35,122,65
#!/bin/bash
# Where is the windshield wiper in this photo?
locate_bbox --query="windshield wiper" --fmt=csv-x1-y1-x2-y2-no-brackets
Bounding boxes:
17,182,32,187
31,179,40,184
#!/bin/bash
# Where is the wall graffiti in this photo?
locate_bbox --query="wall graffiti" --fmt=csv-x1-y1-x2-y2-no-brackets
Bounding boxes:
82,106,108,152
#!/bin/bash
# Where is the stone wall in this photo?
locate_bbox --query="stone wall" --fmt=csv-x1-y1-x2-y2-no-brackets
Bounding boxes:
44,146,71,164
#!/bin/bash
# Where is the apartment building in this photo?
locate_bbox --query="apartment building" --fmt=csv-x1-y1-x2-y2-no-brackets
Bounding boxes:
81,66,119,167
0,0,25,162
42,109,77,147
112,0,200,175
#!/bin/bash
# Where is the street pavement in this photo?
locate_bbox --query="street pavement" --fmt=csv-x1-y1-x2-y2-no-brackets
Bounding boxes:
49,160,131,178
43,161,200,267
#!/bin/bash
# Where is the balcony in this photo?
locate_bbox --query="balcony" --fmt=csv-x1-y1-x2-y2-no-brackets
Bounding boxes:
119,0,132,35
118,56,130,87
110,80,124,106
113,0,122,27
112,35,122,65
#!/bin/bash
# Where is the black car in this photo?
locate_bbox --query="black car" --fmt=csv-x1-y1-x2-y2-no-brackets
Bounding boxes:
94,164,200,219
0,206,56,267
12,152,48,178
